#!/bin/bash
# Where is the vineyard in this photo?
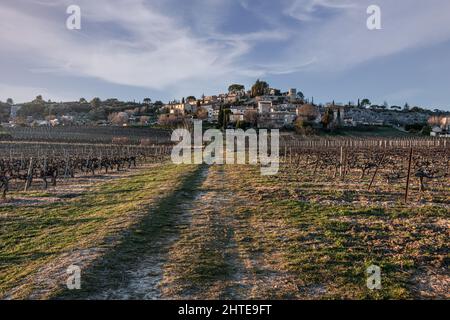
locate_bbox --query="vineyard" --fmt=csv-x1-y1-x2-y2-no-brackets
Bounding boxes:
1,126,172,145
1,136,449,205
0,141,171,201
279,138,450,205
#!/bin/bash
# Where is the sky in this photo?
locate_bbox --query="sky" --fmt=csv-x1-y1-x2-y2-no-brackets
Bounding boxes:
1,0,450,110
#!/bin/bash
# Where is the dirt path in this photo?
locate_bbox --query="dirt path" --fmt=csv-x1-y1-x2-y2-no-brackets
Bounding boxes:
60,164,300,300
159,165,256,299
79,165,255,299
81,164,303,300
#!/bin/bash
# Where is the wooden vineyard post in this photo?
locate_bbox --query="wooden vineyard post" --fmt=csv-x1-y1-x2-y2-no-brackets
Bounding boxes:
339,146,344,178
404,148,413,203
342,148,348,181
24,157,34,192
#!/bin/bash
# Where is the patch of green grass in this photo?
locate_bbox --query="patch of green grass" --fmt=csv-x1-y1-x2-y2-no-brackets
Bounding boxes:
275,197,448,298
222,165,447,299
0,164,199,299
58,164,207,299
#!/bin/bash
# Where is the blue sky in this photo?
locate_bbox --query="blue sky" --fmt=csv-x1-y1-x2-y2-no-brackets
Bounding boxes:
1,0,450,110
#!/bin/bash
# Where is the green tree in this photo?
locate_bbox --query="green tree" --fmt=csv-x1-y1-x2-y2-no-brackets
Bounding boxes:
217,106,231,129
251,79,269,97
33,95,44,104
361,99,371,108
90,97,101,109
228,84,245,93
222,108,231,129
87,107,106,121
6,98,13,105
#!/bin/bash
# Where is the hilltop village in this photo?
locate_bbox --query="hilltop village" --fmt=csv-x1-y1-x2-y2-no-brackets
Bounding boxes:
1,80,449,137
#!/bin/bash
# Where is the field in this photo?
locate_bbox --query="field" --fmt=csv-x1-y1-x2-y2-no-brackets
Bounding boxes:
0,141,170,201
0,133,448,300
2,126,172,145
318,125,411,137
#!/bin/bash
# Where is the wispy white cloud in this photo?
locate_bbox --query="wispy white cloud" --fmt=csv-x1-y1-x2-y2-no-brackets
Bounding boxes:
1,0,450,104
284,0,356,21
280,0,450,71
0,0,258,91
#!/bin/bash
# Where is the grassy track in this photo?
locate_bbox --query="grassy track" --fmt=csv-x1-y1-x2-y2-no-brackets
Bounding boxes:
0,163,199,299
